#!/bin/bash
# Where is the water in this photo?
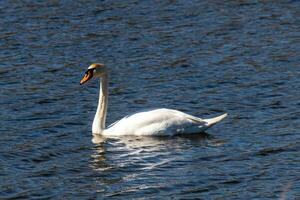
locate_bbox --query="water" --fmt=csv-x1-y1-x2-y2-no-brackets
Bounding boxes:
1,0,300,199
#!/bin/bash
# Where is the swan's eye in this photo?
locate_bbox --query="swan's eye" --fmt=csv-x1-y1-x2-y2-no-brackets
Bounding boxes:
87,69,94,75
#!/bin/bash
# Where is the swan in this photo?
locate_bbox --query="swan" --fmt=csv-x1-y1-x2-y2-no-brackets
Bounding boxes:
80,63,227,136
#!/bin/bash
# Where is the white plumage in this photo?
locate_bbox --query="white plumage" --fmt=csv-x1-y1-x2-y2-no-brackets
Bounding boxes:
104,108,227,136
80,63,227,136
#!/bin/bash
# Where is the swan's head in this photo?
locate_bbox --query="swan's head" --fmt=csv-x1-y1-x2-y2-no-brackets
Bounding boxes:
80,63,107,85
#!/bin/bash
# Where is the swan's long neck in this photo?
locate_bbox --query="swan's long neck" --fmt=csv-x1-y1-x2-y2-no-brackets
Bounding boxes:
92,73,108,134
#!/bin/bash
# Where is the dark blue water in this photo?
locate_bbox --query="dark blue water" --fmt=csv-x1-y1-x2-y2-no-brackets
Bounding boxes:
1,1,300,199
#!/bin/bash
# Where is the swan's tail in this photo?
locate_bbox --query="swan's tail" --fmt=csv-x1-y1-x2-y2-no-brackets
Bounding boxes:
204,113,228,127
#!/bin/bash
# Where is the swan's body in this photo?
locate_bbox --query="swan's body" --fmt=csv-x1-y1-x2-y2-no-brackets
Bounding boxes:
80,63,227,136
104,108,227,136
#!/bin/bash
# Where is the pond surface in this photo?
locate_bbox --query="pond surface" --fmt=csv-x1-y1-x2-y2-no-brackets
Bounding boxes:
1,0,299,199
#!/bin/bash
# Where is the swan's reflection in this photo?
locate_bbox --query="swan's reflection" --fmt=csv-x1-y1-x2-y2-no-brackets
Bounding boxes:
90,134,110,172
92,132,211,149
89,133,221,195
90,133,212,172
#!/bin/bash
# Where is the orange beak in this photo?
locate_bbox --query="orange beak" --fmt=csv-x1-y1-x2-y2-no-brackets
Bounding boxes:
80,70,93,85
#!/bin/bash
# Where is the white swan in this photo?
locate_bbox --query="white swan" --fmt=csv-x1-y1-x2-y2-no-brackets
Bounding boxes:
80,63,227,136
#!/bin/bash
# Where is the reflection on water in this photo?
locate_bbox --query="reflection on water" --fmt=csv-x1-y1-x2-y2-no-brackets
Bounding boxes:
91,135,109,172
90,133,218,197
90,133,211,172
1,0,300,199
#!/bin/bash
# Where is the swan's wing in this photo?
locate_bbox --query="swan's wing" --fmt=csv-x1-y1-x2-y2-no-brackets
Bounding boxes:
107,108,162,129
105,108,207,136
